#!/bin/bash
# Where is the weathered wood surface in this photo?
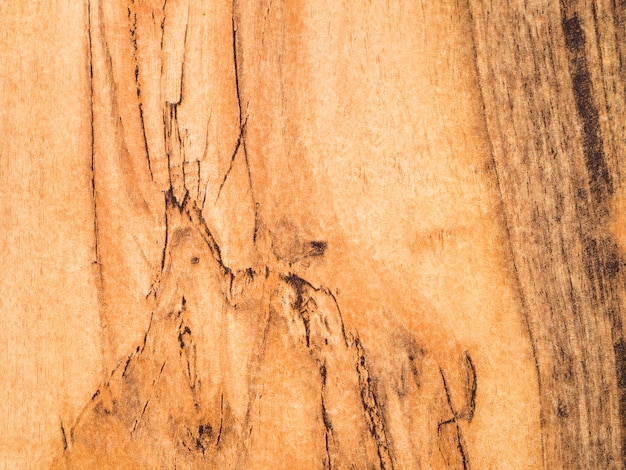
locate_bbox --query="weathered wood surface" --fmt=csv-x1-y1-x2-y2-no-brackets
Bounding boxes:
0,0,624,468
468,0,626,467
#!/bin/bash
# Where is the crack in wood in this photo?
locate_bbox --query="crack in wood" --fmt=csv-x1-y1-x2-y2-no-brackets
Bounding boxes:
54,194,479,467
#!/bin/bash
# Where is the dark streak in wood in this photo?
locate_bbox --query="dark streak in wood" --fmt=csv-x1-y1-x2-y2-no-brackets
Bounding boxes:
354,337,393,470
440,367,470,470
467,0,626,466
231,4,259,242
86,0,103,293
560,8,612,200
128,0,153,181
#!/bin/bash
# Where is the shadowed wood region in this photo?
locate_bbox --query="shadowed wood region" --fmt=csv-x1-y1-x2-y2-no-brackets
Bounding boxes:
0,0,624,468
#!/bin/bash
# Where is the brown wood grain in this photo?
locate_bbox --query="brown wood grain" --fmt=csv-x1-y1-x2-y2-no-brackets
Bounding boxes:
0,0,624,468
468,0,626,466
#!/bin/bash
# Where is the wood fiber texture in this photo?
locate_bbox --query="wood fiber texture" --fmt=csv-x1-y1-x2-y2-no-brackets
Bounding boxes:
0,0,624,468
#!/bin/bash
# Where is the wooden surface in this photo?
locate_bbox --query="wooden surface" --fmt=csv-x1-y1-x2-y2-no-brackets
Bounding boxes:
0,0,624,468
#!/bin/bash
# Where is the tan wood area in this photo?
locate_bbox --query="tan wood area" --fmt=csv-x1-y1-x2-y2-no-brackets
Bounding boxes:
1,0,625,468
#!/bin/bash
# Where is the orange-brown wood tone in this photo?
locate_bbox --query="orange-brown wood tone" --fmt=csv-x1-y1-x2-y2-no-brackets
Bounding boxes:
1,0,624,468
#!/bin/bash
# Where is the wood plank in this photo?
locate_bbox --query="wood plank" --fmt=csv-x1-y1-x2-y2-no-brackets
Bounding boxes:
0,0,623,468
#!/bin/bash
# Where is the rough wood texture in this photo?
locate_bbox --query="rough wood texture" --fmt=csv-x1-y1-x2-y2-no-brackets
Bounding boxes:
468,0,626,467
0,0,624,468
